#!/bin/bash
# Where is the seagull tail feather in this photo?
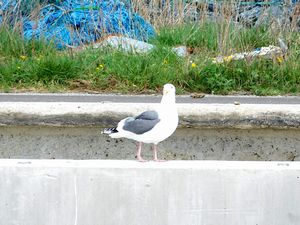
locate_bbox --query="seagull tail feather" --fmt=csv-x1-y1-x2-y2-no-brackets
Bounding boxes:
101,127,118,135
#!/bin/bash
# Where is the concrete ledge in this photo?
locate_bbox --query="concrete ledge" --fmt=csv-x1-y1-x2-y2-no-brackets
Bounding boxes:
0,102,300,129
1,160,300,225
0,102,299,160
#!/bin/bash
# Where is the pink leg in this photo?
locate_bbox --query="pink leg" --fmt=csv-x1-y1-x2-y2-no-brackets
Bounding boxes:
136,142,147,162
153,144,167,162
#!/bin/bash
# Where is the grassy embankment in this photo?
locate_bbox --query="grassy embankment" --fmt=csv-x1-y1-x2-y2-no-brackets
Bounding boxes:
0,1,300,95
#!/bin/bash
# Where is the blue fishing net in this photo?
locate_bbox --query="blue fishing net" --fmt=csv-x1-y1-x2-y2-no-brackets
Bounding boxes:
0,0,156,49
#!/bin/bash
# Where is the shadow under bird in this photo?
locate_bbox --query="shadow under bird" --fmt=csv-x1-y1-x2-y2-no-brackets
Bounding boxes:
102,84,179,162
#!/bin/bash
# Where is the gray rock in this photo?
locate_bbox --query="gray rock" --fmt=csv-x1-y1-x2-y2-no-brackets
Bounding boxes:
239,6,262,26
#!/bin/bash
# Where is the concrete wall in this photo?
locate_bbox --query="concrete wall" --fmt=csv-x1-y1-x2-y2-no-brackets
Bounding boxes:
0,160,299,225
0,102,299,160
0,126,299,161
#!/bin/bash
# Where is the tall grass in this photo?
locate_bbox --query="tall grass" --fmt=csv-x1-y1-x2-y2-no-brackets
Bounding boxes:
0,0,300,94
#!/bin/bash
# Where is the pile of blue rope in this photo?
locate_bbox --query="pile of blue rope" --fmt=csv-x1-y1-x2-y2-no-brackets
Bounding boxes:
0,0,156,49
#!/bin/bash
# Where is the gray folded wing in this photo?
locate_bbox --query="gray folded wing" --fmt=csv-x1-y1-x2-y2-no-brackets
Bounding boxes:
123,110,160,135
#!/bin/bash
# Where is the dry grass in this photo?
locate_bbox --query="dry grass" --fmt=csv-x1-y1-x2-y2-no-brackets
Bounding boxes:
132,0,298,54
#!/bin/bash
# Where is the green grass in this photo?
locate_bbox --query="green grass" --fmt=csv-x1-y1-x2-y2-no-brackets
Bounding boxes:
0,22,300,95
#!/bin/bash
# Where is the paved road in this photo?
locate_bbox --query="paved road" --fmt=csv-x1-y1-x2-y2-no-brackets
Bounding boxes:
0,93,299,104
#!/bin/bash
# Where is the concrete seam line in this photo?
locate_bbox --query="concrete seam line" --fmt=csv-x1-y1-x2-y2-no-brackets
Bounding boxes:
1,159,300,169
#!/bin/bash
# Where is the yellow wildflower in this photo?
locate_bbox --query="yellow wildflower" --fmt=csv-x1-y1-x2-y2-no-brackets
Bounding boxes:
191,62,196,68
224,55,233,62
20,55,27,60
276,56,284,63
96,64,104,71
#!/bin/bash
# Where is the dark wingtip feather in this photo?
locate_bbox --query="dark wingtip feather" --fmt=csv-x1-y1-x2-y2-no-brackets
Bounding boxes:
101,127,118,134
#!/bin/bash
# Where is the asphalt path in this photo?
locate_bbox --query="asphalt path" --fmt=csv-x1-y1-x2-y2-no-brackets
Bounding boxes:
0,93,299,104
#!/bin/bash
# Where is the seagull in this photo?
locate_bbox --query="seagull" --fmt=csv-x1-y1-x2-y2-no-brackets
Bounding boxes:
102,83,178,162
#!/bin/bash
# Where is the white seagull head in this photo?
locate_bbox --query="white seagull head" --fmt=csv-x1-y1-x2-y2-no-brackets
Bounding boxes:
163,83,176,96
161,83,176,104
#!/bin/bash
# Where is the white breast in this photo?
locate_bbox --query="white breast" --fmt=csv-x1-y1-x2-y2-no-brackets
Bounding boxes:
136,104,178,144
